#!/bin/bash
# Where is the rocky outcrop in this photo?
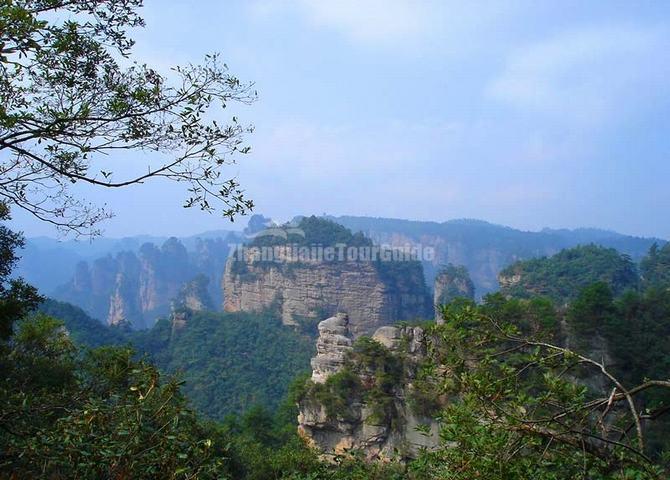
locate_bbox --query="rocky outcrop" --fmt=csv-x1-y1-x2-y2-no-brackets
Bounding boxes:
168,275,214,334
497,270,522,291
175,274,214,312
222,249,432,337
298,315,441,461
311,313,353,383
433,264,475,321
54,237,230,329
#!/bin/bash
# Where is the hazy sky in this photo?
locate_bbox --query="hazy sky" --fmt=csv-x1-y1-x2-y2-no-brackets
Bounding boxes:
12,1,670,239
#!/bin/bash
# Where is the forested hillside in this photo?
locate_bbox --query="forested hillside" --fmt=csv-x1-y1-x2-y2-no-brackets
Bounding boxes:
498,244,639,303
7,231,670,478
2,1,668,477
38,301,314,420
134,311,314,419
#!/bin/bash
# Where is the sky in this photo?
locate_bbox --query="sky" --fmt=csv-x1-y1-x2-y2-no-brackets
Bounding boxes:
11,0,670,239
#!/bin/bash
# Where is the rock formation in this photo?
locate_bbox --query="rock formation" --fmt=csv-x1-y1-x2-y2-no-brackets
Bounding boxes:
174,274,214,312
433,264,475,321
222,250,431,337
54,237,230,329
168,275,214,334
310,313,353,383
298,315,441,461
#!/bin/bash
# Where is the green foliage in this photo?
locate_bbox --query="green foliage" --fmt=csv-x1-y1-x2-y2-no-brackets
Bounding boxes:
39,298,128,348
606,288,670,385
422,300,668,479
499,244,639,304
567,281,615,337
566,280,670,424
302,369,362,421
1,1,255,235
406,359,443,417
641,243,670,289
249,216,373,248
4,213,670,478
601,288,670,455
1,316,229,478
0,204,42,340
480,293,560,338
349,337,404,424
133,310,314,420
39,297,314,421
300,336,417,426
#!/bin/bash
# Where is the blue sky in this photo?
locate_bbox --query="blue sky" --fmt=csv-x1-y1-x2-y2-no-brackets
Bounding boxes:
12,0,670,238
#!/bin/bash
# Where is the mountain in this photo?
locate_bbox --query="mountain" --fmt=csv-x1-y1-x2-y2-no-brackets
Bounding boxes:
498,244,640,304
52,236,237,329
19,215,665,327
223,217,432,336
14,229,241,295
329,216,664,296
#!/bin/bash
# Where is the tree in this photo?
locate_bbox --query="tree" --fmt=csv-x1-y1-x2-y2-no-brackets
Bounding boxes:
417,301,670,479
0,202,41,339
0,209,231,477
1,318,231,478
567,281,615,336
1,0,256,236
641,243,670,289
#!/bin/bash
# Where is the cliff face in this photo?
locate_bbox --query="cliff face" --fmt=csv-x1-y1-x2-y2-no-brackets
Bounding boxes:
298,314,441,461
433,264,475,320
222,251,431,337
55,237,230,329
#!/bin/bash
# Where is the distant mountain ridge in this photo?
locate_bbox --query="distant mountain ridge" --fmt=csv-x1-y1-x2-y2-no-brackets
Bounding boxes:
329,215,665,296
17,216,665,324
15,229,242,295
51,235,239,329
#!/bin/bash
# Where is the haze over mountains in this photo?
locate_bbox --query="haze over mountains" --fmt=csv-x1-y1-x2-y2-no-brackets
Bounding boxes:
17,215,665,330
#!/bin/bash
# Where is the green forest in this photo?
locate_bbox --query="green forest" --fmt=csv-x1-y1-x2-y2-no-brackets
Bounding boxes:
4,211,670,478
2,1,670,478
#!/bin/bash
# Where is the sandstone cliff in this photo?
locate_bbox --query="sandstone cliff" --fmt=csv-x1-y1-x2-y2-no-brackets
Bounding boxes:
433,264,475,321
298,314,441,461
55,237,230,329
222,251,431,337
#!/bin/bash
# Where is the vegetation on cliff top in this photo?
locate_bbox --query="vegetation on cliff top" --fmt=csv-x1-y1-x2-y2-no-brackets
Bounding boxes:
499,244,639,303
435,264,476,303
233,216,432,311
248,216,373,248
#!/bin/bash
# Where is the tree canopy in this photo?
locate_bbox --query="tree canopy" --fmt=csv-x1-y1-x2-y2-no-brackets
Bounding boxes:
499,244,639,304
0,0,255,236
